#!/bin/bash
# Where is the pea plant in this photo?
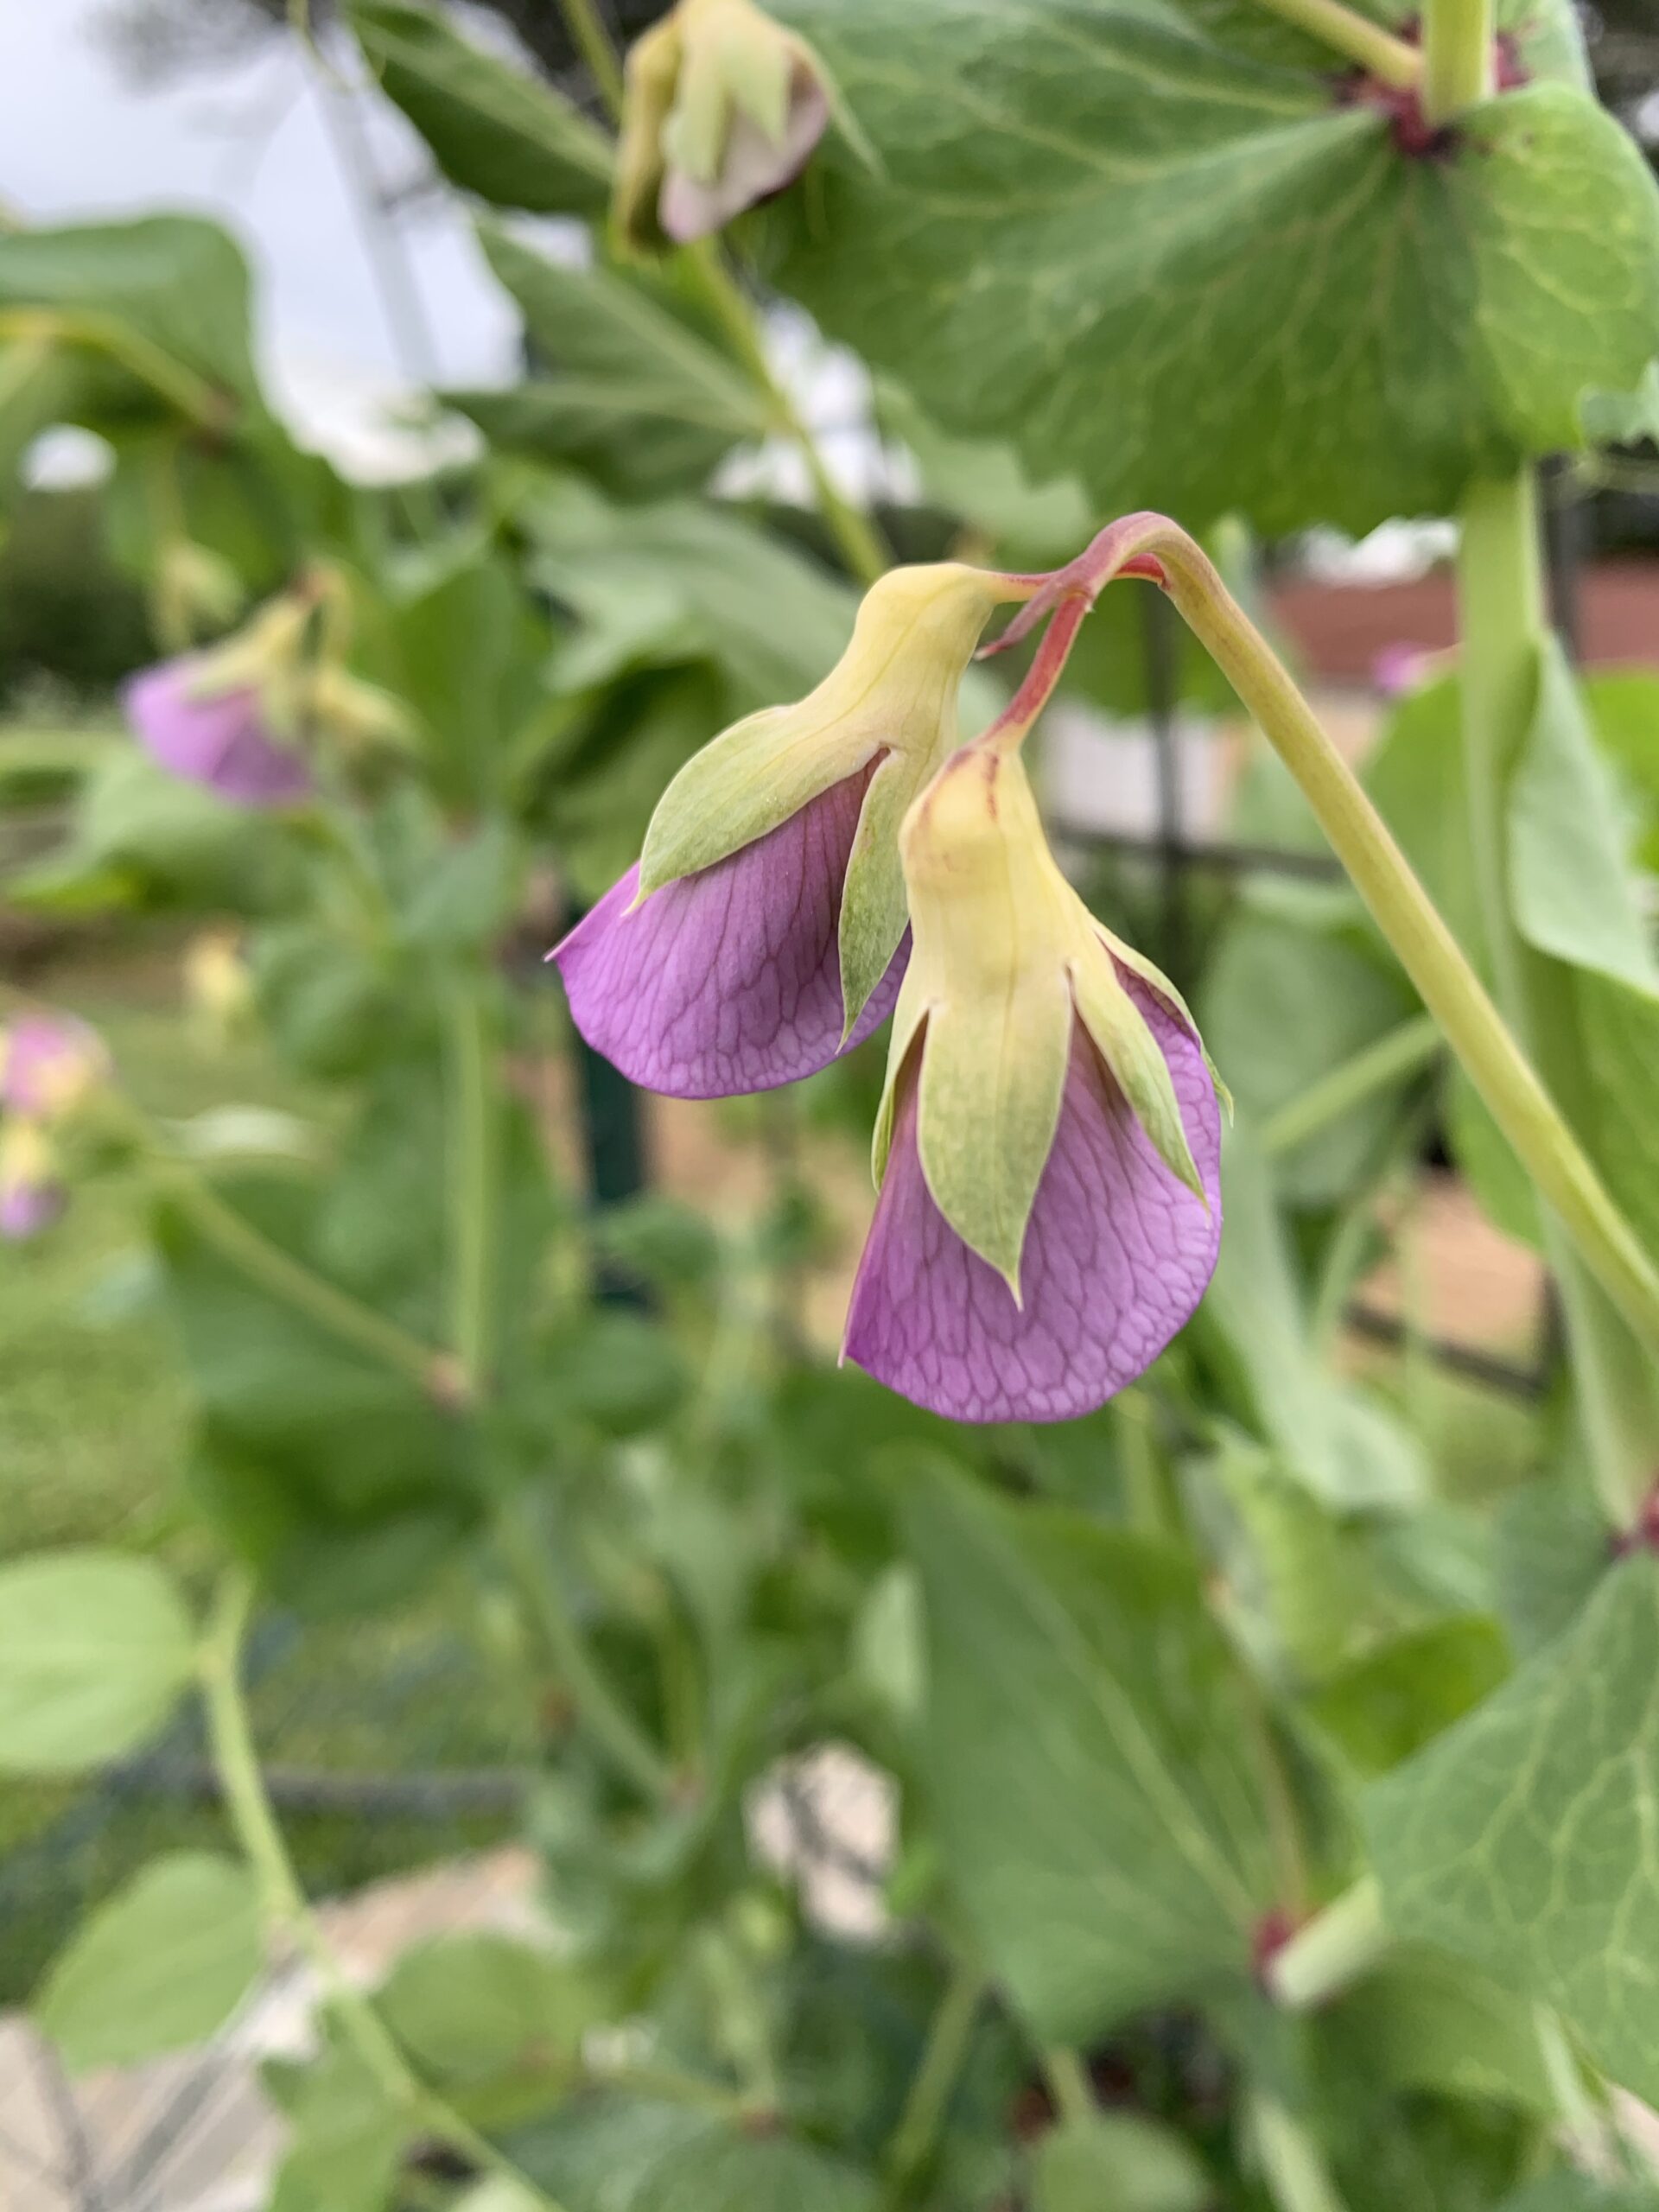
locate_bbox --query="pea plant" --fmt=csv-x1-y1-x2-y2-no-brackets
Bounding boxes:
3,0,1659,2205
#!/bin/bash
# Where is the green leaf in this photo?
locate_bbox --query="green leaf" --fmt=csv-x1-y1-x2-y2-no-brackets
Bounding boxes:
349,0,612,217
1367,1555,1659,2103
521,2094,877,2211
518,482,857,710
466,227,767,498
1510,639,1659,997
0,1551,196,1774
265,2034,410,2212
1586,667,1659,876
1199,912,1418,1206
1033,2112,1211,2212
1303,1616,1510,1777
1199,1127,1427,1510
1322,1947,1554,2113
1580,970,1659,1264
769,2,1659,534
904,1459,1274,2042
1491,1476,1610,1657
874,376,1091,558
35,1853,262,2071
377,1932,589,2084
0,215,257,425
1501,2177,1659,2212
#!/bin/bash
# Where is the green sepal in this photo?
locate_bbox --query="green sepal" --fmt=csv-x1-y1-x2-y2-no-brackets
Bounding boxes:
1071,942,1205,1206
838,749,915,1041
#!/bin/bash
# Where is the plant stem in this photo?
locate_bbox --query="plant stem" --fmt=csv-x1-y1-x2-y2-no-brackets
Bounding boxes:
1266,1878,1387,2010
1251,0,1422,86
683,244,890,588
1249,2094,1351,2212
881,1961,985,2206
1458,472,1656,1525
991,515,1659,1367
1042,2048,1097,2126
1260,1014,1441,1159
445,987,498,1396
493,1492,676,1805
1421,0,1493,124
202,1572,571,2212
148,1154,450,1398
558,0,626,122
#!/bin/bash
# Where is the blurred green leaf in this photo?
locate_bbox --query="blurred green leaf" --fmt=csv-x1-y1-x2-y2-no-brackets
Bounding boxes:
0,1551,196,1775
378,1931,590,2085
1368,1555,1659,2103
350,0,613,217
265,2033,409,2212
1586,666,1659,875
520,2094,877,2211
35,1853,261,2071
1303,1616,1510,1776
1500,2178,1659,2212
1321,1948,1554,2112
1491,1477,1610,1657
464,229,767,498
905,1459,1274,2042
1033,2112,1211,2212
770,0,1654,535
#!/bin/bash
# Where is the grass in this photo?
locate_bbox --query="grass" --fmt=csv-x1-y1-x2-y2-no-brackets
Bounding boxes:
0,939,527,2005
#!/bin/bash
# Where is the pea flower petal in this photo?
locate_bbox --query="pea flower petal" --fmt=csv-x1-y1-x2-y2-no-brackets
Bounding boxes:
843,974,1222,1423
555,764,906,1097
123,659,313,810
0,1014,106,1121
0,1121,67,1243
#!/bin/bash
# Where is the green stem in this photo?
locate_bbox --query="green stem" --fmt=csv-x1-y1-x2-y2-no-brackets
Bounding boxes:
148,1154,449,1398
493,1493,675,1805
1421,0,1492,124
1260,1014,1441,1160
1458,472,1655,1525
882,1962,985,2207
1026,517,1659,1368
445,988,497,1396
683,245,890,588
1250,0,1422,86
1249,2094,1351,2212
202,1573,570,2212
1265,1878,1387,2011
1042,2049,1097,2126
557,0,626,122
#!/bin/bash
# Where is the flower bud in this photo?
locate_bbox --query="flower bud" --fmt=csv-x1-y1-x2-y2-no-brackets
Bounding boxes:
183,926,256,1040
614,0,834,250
152,537,247,650
123,588,317,810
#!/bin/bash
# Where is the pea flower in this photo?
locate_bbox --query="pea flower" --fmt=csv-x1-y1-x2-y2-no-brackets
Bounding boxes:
0,1014,108,1121
551,563,1014,1097
615,0,841,248
123,589,316,810
183,926,255,1041
0,1119,65,1242
842,740,1223,1424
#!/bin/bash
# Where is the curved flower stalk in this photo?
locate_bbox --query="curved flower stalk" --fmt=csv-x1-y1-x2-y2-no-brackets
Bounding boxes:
842,649,1224,1422
614,0,846,248
551,562,1024,1097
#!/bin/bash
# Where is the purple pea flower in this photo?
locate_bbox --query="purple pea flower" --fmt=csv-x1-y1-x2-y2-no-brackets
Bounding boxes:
0,1121,67,1243
841,741,1223,1425
551,563,1014,1098
0,1014,106,1121
123,657,313,810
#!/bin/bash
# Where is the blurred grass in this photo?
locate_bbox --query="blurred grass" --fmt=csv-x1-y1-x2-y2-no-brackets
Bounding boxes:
0,938,526,2005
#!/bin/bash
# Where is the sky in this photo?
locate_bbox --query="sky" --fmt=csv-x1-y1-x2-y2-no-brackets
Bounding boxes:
0,0,524,477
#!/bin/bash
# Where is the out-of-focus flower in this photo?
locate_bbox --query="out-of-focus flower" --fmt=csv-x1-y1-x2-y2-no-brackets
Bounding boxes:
183,927,255,1040
0,1013,108,1122
842,741,1223,1424
615,0,840,249
0,1119,66,1242
551,563,1016,1097
152,537,247,651
123,587,318,810
1371,642,1436,698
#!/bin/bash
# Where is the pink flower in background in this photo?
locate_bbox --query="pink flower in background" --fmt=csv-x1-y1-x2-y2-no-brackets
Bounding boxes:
123,658,313,810
0,1014,107,1120
1371,642,1434,699
0,1122,66,1243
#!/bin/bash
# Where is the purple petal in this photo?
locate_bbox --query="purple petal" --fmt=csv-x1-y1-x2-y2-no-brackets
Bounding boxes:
552,766,904,1098
844,976,1223,1423
0,1014,103,1118
123,662,313,810
660,73,830,243
0,1174,65,1241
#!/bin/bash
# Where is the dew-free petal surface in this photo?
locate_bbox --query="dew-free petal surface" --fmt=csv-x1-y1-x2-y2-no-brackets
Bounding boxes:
660,75,830,242
844,976,1221,1422
124,664,313,810
552,766,904,1098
